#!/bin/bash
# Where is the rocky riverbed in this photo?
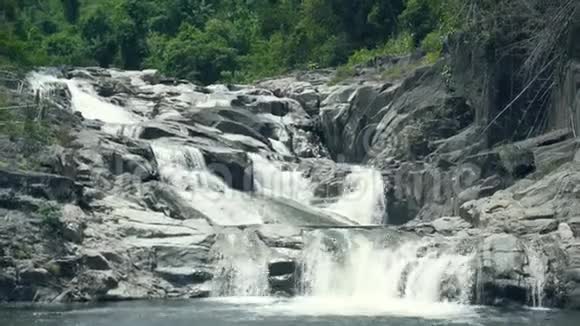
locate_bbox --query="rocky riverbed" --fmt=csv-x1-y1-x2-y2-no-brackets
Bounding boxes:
1,58,580,309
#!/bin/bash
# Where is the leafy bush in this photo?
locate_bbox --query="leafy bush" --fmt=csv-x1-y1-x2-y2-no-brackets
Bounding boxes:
43,31,89,65
421,30,444,63
37,203,64,234
347,32,415,67
156,23,239,84
329,65,356,85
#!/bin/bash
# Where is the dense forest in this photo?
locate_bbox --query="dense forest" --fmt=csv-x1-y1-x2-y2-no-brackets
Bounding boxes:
0,0,461,84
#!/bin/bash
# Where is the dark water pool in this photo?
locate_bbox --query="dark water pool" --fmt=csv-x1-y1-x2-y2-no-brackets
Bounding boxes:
1,297,579,326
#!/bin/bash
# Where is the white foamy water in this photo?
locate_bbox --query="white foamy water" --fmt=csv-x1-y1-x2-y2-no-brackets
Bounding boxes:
323,166,386,225
211,231,271,296
151,141,265,225
270,139,293,156
524,243,547,308
28,72,141,124
250,153,386,225
250,153,314,203
300,231,475,305
253,297,478,319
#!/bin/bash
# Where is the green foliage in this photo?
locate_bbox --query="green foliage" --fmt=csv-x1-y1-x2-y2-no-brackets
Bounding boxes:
37,203,63,234
421,30,444,64
347,32,415,67
61,0,80,23
381,61,422,80
0,87,59,168
0,0,469,83
152,22,239,84
43,30,88,65
399,0,439,45
329,65,356,85
79,7,118,67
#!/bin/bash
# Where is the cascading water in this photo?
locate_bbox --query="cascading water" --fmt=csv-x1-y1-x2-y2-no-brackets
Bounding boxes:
324,166,386,225
211,230,271,296
151,140,265,226
524,242,547,308
299,230,475,305
250,153,314,203
28,72,140,124
250,152,386,225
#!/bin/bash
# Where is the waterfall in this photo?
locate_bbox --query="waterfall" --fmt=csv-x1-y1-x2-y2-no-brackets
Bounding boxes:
151,141,265,226
324,167,386,225
250,152,386,225
299,230,475,304
211,230,271,296
250,153,314,203
524,242,547,307
27,72,140,124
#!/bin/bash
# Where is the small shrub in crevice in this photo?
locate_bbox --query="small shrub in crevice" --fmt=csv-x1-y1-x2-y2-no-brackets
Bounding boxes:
36,203,64,236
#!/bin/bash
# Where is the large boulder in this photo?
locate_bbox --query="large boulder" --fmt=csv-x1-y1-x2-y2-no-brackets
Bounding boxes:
475,233,566,307
202,149,254,192
258,77,322,115
476,233,531,305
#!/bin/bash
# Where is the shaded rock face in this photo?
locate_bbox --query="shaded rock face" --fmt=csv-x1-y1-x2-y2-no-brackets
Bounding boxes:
202,149,254,192
0,170,80,203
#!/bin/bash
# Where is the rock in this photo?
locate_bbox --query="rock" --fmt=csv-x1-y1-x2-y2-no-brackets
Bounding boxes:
566,287,580,309
83,252,112,271
0,257,15,268
147,183,210,221
498,146,536,179
474,233,553,306
534,138,579,174
184,107,274,144
202,149,254,192
154,267,213,286
131,121,187,140
559,223,575,241
49,257,81,278
75,270,119,298
0,273,17,301
102,149,158,182
268,259,297,277
269,274,296,296
299,159,352,199
60,204,87,243
510,219,559,235
430,216,472,235
521,206,555,220
258,77,321,115
19,268,50,285
154,245,213,273
255,225,304,250
565,268,580,282
479,233,526,278
0,169,80,203
569,217,580,237
103,281,150,301
321,85,391,162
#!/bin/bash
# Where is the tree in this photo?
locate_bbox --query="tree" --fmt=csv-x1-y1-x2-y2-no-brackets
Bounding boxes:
60,0,80,23
161,23,238,84
80,8,118,67
399,0,439,45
